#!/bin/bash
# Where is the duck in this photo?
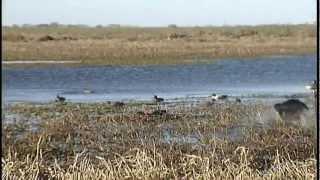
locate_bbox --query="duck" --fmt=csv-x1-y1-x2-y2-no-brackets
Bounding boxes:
55,95,66,102
154,95,164,103
235,98,241,103
211,93,228,101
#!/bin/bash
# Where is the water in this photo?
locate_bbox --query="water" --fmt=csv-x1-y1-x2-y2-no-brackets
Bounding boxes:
3,55,316,103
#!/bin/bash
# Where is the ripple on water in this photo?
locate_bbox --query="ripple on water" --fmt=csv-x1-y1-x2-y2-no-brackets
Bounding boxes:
3,54,316,103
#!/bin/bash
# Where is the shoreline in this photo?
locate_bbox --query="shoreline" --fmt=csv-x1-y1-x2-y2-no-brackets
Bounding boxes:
2,60,82,64
2,52,316,68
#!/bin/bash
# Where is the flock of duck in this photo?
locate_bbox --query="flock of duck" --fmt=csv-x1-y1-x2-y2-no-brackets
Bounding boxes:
55,93,234,104
55,80,317,121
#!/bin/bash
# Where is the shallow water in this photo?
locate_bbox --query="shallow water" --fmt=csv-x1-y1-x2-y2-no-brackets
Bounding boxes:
3,55,316,103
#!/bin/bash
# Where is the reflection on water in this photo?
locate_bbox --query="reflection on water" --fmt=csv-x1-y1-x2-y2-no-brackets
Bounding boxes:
3,54,316,103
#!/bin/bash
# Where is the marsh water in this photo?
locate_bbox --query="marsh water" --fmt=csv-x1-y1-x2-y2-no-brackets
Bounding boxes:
3,55,316,104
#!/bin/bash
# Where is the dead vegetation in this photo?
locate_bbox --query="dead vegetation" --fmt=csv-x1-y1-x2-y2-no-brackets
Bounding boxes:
2,101,316,179
37,35,78,41
167,32,189,40
2,34,28,42
2,24,316,65
38,35,56,41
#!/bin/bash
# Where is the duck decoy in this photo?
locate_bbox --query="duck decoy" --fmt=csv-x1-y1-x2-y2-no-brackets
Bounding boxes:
56,95,66,103
154,95,164,103
211,94,228,101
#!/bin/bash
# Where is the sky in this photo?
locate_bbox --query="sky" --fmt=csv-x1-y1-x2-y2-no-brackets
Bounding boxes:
3,0,317,27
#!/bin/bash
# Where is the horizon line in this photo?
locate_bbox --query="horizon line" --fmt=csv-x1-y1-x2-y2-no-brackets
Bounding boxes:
3,21,317,28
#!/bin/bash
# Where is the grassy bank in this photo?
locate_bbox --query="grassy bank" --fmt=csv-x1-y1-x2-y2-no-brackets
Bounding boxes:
2,101,316,179
3,24,316,65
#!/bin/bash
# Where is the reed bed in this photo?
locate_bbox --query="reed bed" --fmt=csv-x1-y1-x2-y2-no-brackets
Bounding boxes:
3,24,316,65
2,101,316,179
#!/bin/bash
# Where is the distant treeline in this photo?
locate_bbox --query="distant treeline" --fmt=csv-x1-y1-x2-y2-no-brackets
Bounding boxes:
4,23,127,28
3,22,316,29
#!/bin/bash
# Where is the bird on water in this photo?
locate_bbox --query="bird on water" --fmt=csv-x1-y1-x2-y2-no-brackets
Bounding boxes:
154,95,164,103
56,95,66,102
211,93,228,101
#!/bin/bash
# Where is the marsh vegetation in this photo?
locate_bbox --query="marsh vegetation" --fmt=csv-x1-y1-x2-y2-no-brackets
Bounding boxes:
3,24,316,65
2,99,316,179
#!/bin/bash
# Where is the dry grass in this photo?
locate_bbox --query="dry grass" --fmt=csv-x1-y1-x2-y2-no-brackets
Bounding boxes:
2,24,316,65
2,101,316,179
